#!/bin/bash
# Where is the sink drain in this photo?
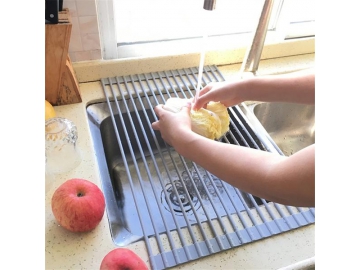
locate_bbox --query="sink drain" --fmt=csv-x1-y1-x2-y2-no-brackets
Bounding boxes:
161,180,200,214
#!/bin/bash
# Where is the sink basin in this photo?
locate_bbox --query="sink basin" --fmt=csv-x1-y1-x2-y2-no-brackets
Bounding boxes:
85,67,315,270
87,97,264,247
242,102,315,156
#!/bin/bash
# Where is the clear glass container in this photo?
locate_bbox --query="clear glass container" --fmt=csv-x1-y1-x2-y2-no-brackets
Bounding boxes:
45,117,81,174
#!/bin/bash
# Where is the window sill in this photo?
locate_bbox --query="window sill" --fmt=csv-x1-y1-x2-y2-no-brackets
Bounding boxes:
116,33,314,60
73,37,314,83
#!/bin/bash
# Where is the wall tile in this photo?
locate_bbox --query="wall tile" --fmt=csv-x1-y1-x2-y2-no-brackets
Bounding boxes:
64,0,102,61
81,33,101,51
74,51,93,62
75,0,97,16
78,16,99,34
63,0,78,17
90,49,102,60
69,52,77,61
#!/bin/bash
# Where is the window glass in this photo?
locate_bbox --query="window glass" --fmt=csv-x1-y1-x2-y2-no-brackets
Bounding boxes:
114,0,266,44
104,0,314,58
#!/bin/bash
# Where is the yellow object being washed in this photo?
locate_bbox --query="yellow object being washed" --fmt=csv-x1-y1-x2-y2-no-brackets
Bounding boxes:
45,100,56,120
164,97,230,140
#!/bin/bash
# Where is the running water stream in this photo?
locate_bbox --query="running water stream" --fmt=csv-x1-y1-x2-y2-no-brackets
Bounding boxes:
194,34,208,104
193,5,215,105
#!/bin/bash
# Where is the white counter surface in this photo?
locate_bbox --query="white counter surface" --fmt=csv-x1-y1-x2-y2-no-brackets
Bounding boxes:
45,55,315,270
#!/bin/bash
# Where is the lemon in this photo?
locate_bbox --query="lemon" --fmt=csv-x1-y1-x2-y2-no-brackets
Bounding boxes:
45,100,56,120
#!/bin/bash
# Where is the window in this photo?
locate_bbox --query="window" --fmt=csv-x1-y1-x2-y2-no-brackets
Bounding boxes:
97,0,315,59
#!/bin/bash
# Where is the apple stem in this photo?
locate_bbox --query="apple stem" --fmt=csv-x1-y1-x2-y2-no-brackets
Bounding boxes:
77,192,84,197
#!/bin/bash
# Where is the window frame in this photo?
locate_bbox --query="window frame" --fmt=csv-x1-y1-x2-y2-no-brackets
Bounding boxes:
97,0,315,61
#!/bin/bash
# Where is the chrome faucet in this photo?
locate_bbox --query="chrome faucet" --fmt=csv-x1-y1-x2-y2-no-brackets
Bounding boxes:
202,0,274,75
203,0,216,10
240,0,275,75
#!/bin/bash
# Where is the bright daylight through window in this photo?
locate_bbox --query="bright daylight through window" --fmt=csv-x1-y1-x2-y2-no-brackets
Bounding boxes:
97,0,315,59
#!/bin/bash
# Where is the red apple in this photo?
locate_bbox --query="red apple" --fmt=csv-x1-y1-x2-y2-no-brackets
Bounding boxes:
100,248,148,270
51,178,105,232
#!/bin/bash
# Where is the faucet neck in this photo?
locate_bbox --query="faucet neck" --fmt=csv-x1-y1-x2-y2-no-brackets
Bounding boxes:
203,0,216,10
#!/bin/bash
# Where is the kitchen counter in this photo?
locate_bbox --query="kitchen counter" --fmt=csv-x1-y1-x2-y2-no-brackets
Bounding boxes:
45,54,315,270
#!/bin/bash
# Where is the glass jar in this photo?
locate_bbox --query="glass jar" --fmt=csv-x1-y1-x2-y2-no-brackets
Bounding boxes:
45,117,81,174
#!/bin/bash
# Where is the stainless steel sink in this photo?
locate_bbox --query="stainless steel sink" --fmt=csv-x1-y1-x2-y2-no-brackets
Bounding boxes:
86,89,269,248
86,66,315,270
241,102,315,156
